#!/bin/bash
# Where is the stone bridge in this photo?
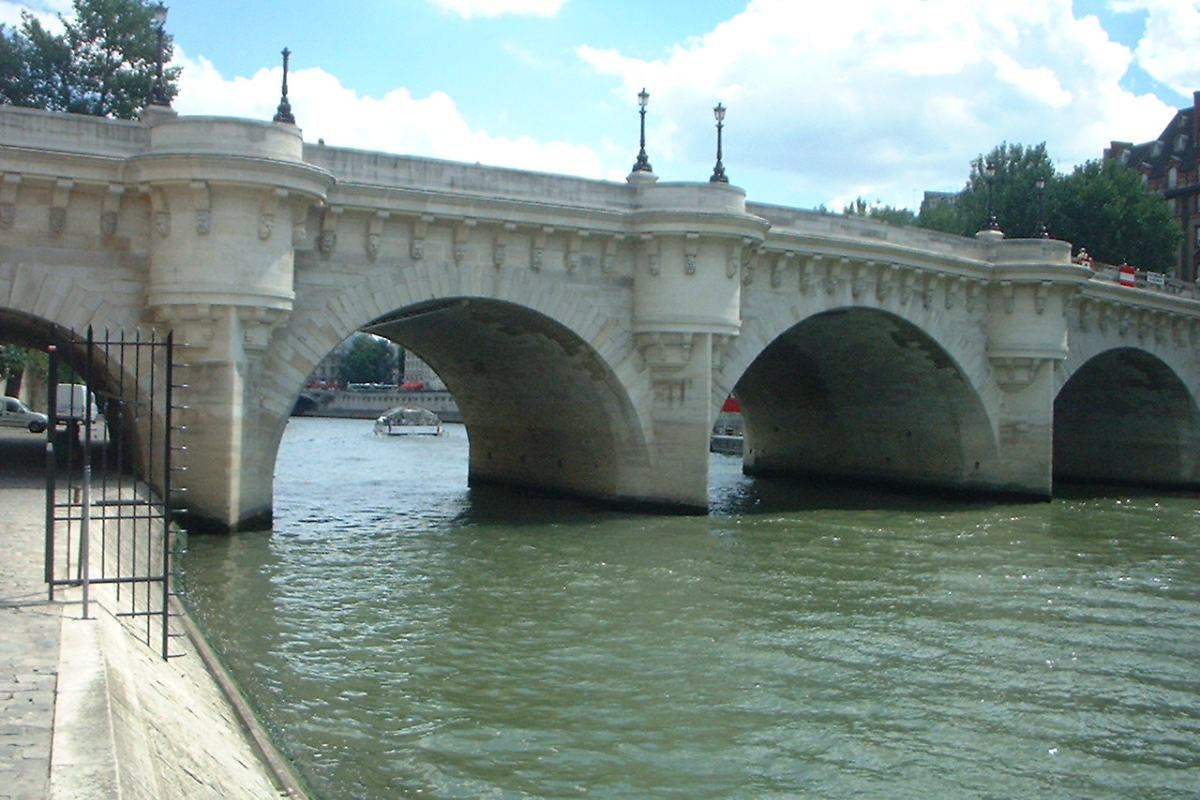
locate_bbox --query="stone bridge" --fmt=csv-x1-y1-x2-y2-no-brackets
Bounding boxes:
1,105,1197,531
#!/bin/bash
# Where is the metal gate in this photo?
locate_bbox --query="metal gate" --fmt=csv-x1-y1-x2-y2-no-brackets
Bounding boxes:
44,326,187,660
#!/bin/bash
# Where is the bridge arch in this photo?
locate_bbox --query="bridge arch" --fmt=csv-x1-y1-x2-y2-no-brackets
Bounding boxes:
1054,346,1200,489
729,306,997,494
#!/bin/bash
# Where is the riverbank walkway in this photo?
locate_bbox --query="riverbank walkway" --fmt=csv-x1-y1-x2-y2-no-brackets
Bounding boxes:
0,429,305,799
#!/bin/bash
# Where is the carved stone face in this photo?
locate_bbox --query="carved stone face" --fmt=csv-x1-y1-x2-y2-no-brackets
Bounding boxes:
101,210,119,238
258,212,275,240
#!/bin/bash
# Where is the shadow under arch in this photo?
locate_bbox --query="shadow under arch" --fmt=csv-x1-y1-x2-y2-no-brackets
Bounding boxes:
733,307,997,497
364,296,652,507
1055,347,1200,490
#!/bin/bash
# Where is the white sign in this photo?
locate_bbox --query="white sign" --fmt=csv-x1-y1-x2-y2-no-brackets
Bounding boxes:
1146,271,1166,286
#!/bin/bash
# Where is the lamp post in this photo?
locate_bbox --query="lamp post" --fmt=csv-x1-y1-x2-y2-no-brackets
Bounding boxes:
632,88,652,173
149,3,170,107
983,160,1000,231
1035,176,1049,238
273,47,296,124
710,103,728,183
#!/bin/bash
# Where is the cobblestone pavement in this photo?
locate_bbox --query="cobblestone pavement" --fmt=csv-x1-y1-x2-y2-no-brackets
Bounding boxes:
0,427,303,800
0,430,58,800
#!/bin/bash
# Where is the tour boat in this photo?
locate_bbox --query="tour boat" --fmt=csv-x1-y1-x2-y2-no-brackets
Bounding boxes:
372,406,443,436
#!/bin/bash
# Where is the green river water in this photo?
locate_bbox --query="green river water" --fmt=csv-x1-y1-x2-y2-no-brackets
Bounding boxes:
181,417,1200,800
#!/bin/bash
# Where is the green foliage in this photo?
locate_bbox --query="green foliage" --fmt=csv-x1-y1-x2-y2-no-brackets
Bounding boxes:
917,142,1056,238
0,344,27,380
0,0,180,118
340,336,396,385
915,141,1182,271
1052,159,1182,270
842,197,917,226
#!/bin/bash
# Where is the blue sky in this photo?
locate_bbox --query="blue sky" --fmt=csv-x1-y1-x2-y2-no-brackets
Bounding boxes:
4,0,1198,211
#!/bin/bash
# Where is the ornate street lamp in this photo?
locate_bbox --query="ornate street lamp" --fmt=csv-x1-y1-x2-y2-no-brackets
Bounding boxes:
273,47,296,124
983,160,1000,231
710,103,728,183
149,3,170,107
1035,175,1049,238
631,88,652,173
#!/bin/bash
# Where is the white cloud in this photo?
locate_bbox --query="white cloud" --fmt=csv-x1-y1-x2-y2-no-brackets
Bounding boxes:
0,0,68,28
172,48,605,180
1113,0,1200,95
426,0,568,19
576,0,1180,208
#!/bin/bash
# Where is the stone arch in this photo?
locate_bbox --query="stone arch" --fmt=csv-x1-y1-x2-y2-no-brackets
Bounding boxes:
364,297,650,501
729,306,997,493
261,251,652,508
1054,346,1200,488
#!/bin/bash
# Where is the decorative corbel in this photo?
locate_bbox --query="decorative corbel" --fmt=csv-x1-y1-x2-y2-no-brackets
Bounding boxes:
685,232,700,275
635,331,696,373
1034,281,1051,314
851,260,871,299
455,218,476,264
367,211,389,261
317,205,341,253
900,268,917,305
493,223,513,268
1077,297,1092,332
292,201,310,245
1118,308,1131,336
566,231,584,271
922,272,937,310
50,179,73,236
771,252,791,289
944,275,961,310
101,184,124,238
1098,303,1112,334
143,185,170,239
1136,310,1150,340
989,356,1049,392
258,187,287,240
191,181,212,236
0,173,19,228
411,216,432,261
876,263,897,301
643,234,660,276
1000,280,1015,314
531,226,550,271
602,235,620,273
741,239,756,286
824,258,842,295
799,254,820,294
966,280,982,313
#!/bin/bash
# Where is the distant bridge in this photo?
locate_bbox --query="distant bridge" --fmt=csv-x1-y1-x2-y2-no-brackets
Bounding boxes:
0,105,1197,531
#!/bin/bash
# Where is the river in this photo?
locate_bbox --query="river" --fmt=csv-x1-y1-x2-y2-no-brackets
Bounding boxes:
180,416,1200,800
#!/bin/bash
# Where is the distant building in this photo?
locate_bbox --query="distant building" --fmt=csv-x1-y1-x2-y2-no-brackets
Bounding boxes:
1104,91,1200,281
305,334,446,391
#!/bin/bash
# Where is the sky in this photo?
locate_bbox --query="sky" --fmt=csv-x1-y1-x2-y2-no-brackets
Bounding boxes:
3,0,1199,212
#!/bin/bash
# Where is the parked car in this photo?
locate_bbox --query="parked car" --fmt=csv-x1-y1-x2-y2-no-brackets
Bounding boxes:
1,396,49,433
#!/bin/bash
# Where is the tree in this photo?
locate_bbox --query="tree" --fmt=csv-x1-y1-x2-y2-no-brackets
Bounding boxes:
916,142,1181,270
0,0,180,118
842,197,917,227
340,336,396,385
0,344,28,395
918,142,1057,238
1052,158,1182,271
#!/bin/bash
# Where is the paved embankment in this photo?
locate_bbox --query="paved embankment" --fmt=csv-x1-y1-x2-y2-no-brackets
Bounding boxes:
0,429,308,800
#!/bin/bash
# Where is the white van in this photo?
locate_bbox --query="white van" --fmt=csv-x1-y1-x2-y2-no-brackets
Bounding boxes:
55,384,99,424
1,396,49,433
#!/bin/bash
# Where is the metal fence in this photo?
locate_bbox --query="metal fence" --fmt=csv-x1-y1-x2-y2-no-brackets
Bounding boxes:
44,326,188,660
